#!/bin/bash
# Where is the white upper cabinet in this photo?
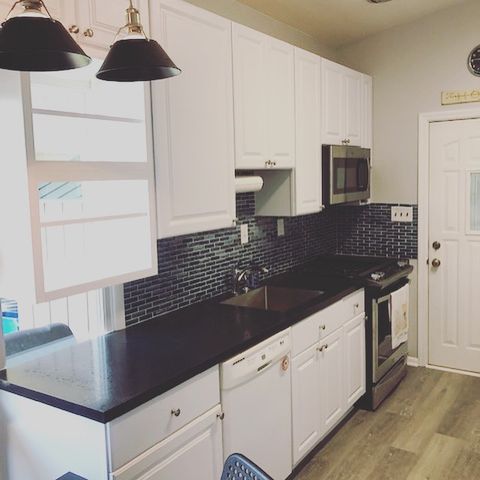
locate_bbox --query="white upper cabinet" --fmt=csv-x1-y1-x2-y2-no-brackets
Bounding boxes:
233,24,295,169
294,47,322,215
362,74,373,150
150,0,236,238
232,25,268,168
343,67,363,146
322,59,364,147
70,0,150,55
266,37,295,168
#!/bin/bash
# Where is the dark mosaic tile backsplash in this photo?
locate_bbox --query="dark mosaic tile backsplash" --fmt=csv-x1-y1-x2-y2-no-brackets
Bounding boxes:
124,196,418,326
336,203,418,259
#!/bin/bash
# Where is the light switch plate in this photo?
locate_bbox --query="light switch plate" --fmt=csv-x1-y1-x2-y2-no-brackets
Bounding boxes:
391,206,413,223
240,224,249,244
277,219,285,237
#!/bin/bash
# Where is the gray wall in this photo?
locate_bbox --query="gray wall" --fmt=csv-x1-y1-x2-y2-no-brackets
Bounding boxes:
338,0,480,205
181,0,337,59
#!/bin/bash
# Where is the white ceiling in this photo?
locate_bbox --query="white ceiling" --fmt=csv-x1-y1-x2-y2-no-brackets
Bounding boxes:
237,0,469,48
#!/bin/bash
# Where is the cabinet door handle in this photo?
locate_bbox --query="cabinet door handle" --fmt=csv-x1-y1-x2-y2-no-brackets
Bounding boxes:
171,408,181,417
217,412,225,420
317,344,328,352
319,325,326,331
68,25,79,34
84,28,94,38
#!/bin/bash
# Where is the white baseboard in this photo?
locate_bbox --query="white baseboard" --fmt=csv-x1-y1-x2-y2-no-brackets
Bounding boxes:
426,364,480,378
407,356,419,367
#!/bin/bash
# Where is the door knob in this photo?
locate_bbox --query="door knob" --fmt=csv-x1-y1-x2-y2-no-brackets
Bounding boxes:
433,241,441,250
84,28,94,38
431,258,441,268
68,25,79,34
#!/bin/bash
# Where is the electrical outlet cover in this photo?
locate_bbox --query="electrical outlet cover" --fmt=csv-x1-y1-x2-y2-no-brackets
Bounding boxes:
391,206,413,223
277,219,285,236
240,224,249,244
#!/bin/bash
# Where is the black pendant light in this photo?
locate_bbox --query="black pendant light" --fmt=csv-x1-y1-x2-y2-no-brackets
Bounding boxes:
96,1,181,82
0,0,91,72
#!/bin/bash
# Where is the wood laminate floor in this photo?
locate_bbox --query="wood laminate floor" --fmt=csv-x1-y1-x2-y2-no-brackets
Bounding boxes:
294,367,480,480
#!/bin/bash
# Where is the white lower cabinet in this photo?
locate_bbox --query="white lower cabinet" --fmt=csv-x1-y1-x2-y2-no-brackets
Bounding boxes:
110,406,223,480
319,327,346,434
291,293,366,466
345,314,367,408
291,344,322,464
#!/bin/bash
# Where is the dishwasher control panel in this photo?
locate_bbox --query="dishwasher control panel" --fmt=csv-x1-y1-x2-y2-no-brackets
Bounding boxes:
220,328,291,390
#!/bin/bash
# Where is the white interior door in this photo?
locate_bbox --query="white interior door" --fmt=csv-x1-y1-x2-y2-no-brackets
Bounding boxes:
429,118,480,374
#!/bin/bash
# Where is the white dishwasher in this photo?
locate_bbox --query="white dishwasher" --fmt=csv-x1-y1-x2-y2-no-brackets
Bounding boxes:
220,328,292,480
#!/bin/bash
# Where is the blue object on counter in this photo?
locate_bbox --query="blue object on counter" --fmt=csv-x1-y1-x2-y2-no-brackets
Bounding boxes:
221,454,273,480
2,316,19,335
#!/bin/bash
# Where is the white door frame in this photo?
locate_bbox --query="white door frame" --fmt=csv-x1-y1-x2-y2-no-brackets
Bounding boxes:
418,108,480,367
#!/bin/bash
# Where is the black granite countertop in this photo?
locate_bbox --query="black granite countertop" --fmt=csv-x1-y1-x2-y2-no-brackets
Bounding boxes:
0,270,359,423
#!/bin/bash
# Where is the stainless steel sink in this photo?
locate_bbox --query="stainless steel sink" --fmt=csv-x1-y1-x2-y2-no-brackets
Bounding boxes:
221,286,325,313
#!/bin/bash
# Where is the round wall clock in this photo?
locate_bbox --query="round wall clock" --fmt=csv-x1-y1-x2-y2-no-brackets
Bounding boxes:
468,44,480,76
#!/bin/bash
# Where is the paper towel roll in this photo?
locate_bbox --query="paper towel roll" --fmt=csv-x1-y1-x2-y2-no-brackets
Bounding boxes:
235,176,264,194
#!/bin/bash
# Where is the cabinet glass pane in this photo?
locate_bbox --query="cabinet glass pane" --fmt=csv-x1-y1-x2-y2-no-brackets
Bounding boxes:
471,172,480,232
32,113,147,163
37,180,153,293
29,59,148,163
30,59,145,120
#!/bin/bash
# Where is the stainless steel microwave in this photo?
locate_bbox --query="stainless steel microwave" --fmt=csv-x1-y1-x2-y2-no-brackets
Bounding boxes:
322,145,371,205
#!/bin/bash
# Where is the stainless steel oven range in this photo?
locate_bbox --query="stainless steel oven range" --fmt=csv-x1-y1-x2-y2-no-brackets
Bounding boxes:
302,255,413,410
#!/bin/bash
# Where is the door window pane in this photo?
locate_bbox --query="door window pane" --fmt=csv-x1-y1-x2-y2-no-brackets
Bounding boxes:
471,172,480,232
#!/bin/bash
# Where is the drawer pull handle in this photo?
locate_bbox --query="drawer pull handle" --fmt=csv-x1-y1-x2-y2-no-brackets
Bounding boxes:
171,408,181,417
319,325,326,330
217,412,225,420
317,344,328,352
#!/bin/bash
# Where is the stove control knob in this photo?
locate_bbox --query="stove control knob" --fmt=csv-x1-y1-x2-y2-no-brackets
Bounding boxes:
371,272,385,281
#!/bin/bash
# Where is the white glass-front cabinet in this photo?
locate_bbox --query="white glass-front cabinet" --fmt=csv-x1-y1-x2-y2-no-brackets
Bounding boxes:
150,0,236,238
322,59,363,147
0,62,157,303
233,23,295,170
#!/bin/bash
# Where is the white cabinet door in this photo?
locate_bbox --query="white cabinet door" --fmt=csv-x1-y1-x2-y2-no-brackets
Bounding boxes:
343,67,362,147
75,0,150,54
111,406,223,480
266,37,295,168
294,47,321,215
232,24,268,169
151,0,235,238
362,74,373,150
319,327,346,434
322,59,344,146
344,314,366,408
322,59,364,147
291,343,322,465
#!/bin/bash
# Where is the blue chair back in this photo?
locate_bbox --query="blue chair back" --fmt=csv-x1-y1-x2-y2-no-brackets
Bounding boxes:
221,453,273,480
